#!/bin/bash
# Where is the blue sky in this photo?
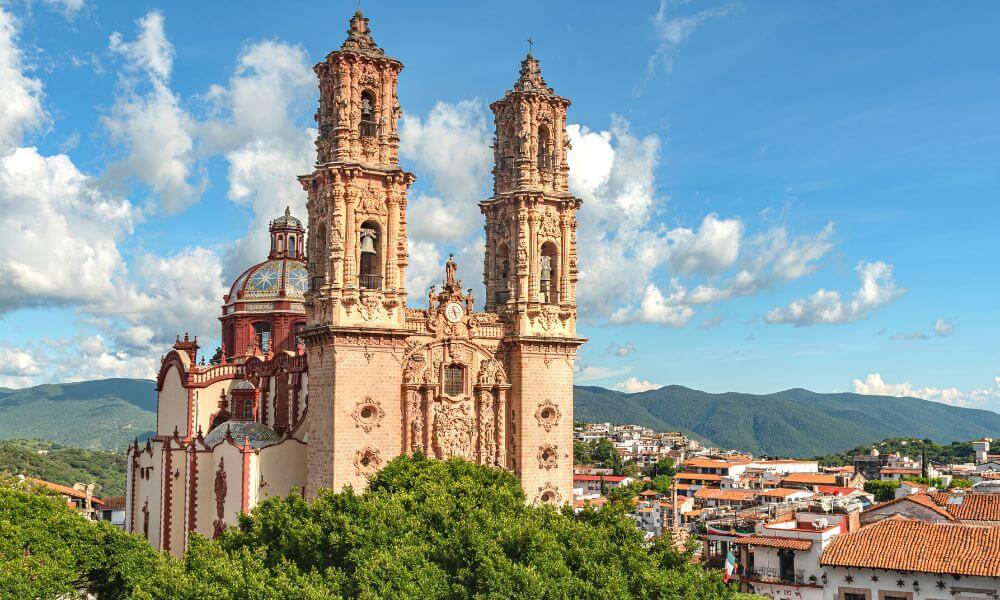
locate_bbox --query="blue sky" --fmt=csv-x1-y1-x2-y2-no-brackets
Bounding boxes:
0,0,997,411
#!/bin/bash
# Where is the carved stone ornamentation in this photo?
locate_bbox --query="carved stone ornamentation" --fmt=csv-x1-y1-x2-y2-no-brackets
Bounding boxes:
534,401,561,432
539,211,559,238
357,186,387,216
476,358,508,386
359,291,389,321
433,401,475,460
213,457,227,539
351,397,385,433
354,447,383,475
536,305,562,331
406,388,424,453
537,483,562,505
537,444,559,470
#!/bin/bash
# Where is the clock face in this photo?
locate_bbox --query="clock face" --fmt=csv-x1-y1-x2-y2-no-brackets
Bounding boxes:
444,302,464,323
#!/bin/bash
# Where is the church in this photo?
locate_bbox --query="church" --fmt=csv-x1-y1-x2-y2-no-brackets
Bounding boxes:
126,11,584,556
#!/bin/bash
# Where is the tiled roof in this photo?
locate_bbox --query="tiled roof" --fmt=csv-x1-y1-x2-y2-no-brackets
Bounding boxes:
880,467,921,475
817,486,864,496
100,496,126,510
733,535,813,551
760,487,810,498
27,478,103,505
573,474,627,482
820,520,1000,577
675,472,723,482
780,473,837,486
930,493,1000,522
866,493,955,521
683,458,741,469
694,488,758,502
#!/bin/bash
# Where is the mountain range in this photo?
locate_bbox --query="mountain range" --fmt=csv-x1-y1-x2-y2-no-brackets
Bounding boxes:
2,378,999,457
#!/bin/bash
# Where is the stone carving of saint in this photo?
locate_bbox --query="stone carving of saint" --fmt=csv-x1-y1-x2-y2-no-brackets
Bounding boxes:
445,254,457,287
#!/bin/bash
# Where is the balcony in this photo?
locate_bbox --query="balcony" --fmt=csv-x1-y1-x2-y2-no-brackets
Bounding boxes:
359,274,383,290
742,568,810,586
360,120,377,138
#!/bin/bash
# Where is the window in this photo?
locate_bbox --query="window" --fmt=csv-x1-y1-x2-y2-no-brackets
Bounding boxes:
842,593,867,600
777,549,795,583
293,322,306,350
253,321,271,352
287,235,296,258
360,91,376,137
444,364,464,396
540,242,559,304
537,125,551,170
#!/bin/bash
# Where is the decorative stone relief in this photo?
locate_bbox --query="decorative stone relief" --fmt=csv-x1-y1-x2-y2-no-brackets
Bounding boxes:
433,400,475,460
213,457,227,539
351,397,385,433
359,291,389,321
357,186,386,216
476,358,508,386
354,447,383,476
534,401,561,432
537,483,562,505
536,305,562,331
537,444,559,470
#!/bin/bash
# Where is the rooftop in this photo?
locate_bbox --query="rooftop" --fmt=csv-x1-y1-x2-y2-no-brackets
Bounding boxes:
821,519,1000,577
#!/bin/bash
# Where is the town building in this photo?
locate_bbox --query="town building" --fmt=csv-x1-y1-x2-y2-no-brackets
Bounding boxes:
126,10,585,556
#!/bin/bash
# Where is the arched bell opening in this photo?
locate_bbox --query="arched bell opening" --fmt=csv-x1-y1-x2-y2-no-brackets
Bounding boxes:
495,242,511,305
311,222,327,291
359,220,382,290
539,241,559,304
360,91,377,138
537,124,552,171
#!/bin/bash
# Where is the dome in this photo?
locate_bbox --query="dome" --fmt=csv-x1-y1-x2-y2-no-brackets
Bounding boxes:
228,259,309,302
204,420,282,449
271,206,303,230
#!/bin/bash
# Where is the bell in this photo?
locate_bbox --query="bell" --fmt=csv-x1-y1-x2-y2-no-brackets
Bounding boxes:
360,229,376,254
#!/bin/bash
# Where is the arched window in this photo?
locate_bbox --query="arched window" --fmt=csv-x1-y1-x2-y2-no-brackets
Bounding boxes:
287,235,296,258
537,125,551,171
444,364,465,396
360,91,377,138
540,242,559,304
358,220,382,290
253,321,271,352
500,126,515,174
495,242,510,304
293,321,306,350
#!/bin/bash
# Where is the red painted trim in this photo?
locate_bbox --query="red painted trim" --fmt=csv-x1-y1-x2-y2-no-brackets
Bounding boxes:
128,449,138,533
187,447,198,539
157,352,189,391
162,446,173,553
241,446,251,514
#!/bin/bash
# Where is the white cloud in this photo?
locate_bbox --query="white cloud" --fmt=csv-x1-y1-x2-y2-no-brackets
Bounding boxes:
574,363,631,384
55,334,157,382
667,213,743,276
0,147,134,313
934,317,955,338
199,40,315,279
606,342,635,357
611,282,695,327
765,261,904,326
853,373,1000,408
649,0,735,73
0,7,45,154
613,377,663,393
104,10,203,213
399,100,491,243
41,0,86,19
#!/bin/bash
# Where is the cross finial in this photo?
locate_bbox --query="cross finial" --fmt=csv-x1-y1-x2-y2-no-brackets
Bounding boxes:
527,37,534,56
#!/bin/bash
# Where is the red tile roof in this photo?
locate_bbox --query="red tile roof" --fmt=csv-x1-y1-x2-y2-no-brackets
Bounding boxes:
880,467,921,475
573,474,627,482
759,487,810,498
817,485,865,496
821,520,1000,577
100,496,126,510
694,488,759,502
733,535,813,551
866,493,955,521
930,493,1000,522
683,458,743,469
675,472,723,482
780,473,837,486
27,478,103,505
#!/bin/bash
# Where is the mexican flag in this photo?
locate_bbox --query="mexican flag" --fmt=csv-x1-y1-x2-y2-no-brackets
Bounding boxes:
723,549,738,583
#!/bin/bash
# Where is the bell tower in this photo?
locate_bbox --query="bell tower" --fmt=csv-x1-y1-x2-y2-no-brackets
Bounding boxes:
481,52,580,336
299,11,414,495
481,52,584,504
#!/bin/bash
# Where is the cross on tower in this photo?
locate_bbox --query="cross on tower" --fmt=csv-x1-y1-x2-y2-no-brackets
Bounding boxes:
527,37,534,56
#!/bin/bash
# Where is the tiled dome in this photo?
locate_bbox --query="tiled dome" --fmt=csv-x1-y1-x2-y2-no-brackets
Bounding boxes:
204,420,282,449
229,259,308,301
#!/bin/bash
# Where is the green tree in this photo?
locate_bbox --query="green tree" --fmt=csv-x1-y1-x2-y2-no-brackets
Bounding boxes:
863,480,901,502
949,477,973,489
647,475,674,494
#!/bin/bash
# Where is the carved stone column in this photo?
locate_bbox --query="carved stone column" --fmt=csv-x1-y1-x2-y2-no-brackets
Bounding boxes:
528,209,540,302
496,386,508,468
559,210,571,304
386,190,399,290
344,188,358,287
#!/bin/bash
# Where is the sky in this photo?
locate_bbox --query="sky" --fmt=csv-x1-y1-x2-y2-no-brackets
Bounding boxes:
0,0,998,411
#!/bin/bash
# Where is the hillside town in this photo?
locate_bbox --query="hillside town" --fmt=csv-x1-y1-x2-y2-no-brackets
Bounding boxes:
574,423,1000,598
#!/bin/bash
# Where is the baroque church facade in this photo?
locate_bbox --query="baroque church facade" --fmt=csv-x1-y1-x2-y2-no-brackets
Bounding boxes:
126,11,584,556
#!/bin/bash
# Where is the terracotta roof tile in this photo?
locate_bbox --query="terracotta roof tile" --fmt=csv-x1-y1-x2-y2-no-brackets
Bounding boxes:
821,520,1000,577
866,493,955,521
930,493,1000,522
780,473,837,486
733,535,813,551
675,472,723,482
694,488,758,502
